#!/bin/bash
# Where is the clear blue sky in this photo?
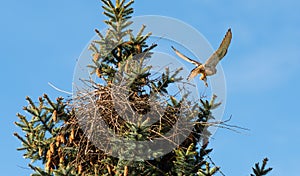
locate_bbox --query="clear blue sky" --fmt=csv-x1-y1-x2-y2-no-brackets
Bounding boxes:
1,0,299,175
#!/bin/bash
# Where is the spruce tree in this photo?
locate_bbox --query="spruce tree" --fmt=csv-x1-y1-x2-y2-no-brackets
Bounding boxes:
14,0,273,175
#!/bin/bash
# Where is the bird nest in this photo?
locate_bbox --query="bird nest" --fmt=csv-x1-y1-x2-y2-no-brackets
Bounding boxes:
70,79,201,161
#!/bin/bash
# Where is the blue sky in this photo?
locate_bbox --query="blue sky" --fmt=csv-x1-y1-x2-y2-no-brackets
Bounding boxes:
1,0,300,175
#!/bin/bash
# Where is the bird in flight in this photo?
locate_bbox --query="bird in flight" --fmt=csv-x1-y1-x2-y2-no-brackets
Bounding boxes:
171,28,232,87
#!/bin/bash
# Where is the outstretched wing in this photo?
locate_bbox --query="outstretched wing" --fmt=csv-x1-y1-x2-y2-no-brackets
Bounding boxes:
171,46,202,66
204,28,232,68
187,66,202,80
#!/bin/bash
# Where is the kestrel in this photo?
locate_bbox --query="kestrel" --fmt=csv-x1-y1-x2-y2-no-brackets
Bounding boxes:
171,28,232,86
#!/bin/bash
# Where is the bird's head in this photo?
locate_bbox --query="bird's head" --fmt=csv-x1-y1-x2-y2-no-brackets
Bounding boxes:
199,65,206,72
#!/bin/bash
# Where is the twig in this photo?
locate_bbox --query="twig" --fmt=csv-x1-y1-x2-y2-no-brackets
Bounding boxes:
48,82,72,95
